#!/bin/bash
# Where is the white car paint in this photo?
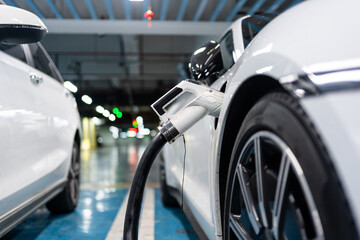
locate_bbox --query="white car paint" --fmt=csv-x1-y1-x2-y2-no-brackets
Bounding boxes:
301,90,360,232
163,0,360,239
0,46,81,218
0,4,81,233
0,5,47,31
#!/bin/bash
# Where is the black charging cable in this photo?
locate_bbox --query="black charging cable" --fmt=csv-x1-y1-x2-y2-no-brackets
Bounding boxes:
123,133,167,240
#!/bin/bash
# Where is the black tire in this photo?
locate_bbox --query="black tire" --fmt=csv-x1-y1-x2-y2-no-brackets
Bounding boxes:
159,154,178,207
46,141,80,213
223,92,358,240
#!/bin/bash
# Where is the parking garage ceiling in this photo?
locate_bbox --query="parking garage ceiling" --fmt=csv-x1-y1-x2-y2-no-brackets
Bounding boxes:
5,0,300,34
4,0,303,127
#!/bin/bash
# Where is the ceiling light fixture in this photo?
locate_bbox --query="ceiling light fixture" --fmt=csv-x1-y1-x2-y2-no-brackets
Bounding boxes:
92,117,102,125
109,114,116,121
96,105,104,114
64,81,78,93
103,110,110,117
81,95,92,105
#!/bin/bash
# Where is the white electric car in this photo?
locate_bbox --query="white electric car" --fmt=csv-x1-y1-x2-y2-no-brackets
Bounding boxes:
0,4,82,237
160,0,360,239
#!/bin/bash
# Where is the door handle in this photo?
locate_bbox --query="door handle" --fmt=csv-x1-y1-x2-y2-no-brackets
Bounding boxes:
30,74,43,85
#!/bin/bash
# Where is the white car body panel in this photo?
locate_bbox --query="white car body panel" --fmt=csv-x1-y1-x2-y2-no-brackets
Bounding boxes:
163,135,185,189
0,5,47,30
0,2,81,235
246,0,360,71
0,48,81,220
184,117,214,236
300,91,360,230
164,0,360,238
0,52,46,215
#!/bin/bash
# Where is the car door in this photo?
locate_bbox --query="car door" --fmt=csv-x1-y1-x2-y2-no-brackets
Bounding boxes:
180,30,238,236
25,43,75,188
183,15,278,237
0,44,50,216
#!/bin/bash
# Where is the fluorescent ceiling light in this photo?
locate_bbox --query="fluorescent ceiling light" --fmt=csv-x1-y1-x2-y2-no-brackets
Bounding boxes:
109,126,118,133
92,117,102,125
81,95,92,105
103,110,110,117
95,105,104,114
130,0,144,1
64,81,78,93
136,116,143,125
112,132,119,139
109,114,116,121
139,128,150,135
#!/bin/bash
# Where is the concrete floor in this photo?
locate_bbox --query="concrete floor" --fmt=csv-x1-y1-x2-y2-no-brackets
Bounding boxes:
81,137,160,189
4,138,199,240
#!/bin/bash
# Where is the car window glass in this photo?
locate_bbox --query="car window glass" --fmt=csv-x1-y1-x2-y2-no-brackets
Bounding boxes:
219,30,235,75
242,15,273,48
0,44,26,63
28,43,60,81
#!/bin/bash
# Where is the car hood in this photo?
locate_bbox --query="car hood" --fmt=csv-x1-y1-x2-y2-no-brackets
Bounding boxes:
243,0,360,74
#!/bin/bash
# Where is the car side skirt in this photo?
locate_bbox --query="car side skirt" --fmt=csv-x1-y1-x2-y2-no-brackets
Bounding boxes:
182,202,210,240
167,186,210,240
0,178,67,237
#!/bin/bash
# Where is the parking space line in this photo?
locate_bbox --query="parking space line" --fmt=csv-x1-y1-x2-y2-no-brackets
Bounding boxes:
105,190,130,240
139,188,155,240
105,188,155,240
81,183,160,190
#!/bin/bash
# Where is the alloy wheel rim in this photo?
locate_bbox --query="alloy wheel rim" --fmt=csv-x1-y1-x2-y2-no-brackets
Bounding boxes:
69,145,80,205
227,131,324,240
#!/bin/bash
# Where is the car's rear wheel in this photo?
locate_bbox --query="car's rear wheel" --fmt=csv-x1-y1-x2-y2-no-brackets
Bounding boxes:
46,141,80,213
223,92,358,240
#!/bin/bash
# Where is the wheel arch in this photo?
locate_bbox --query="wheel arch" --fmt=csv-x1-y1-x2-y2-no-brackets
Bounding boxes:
218,75,284,221
217,80,360,239
74,129,81,146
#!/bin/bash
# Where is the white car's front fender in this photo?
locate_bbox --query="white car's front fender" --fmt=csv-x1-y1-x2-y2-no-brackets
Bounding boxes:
300,90,360,232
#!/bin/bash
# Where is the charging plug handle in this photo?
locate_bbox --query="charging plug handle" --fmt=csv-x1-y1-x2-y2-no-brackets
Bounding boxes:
153,80,224,142
151,80,223,123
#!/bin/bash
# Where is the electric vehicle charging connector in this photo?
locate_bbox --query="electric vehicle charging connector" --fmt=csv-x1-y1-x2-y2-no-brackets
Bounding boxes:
124,80,224,240
152,80,224,142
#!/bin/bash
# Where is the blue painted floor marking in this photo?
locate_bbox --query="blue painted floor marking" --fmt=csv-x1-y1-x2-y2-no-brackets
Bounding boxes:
5,189,127,240
4,188,199,240
154,189,199,240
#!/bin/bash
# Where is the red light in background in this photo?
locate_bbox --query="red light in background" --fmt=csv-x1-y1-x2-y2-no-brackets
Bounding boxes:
128,127,138,133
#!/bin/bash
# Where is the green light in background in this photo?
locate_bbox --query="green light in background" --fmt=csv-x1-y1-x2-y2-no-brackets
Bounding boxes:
116,112,123,118
113,108,120,114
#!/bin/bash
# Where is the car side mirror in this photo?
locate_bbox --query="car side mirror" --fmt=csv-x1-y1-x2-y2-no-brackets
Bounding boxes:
189,41,224,83
0,5,48,44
